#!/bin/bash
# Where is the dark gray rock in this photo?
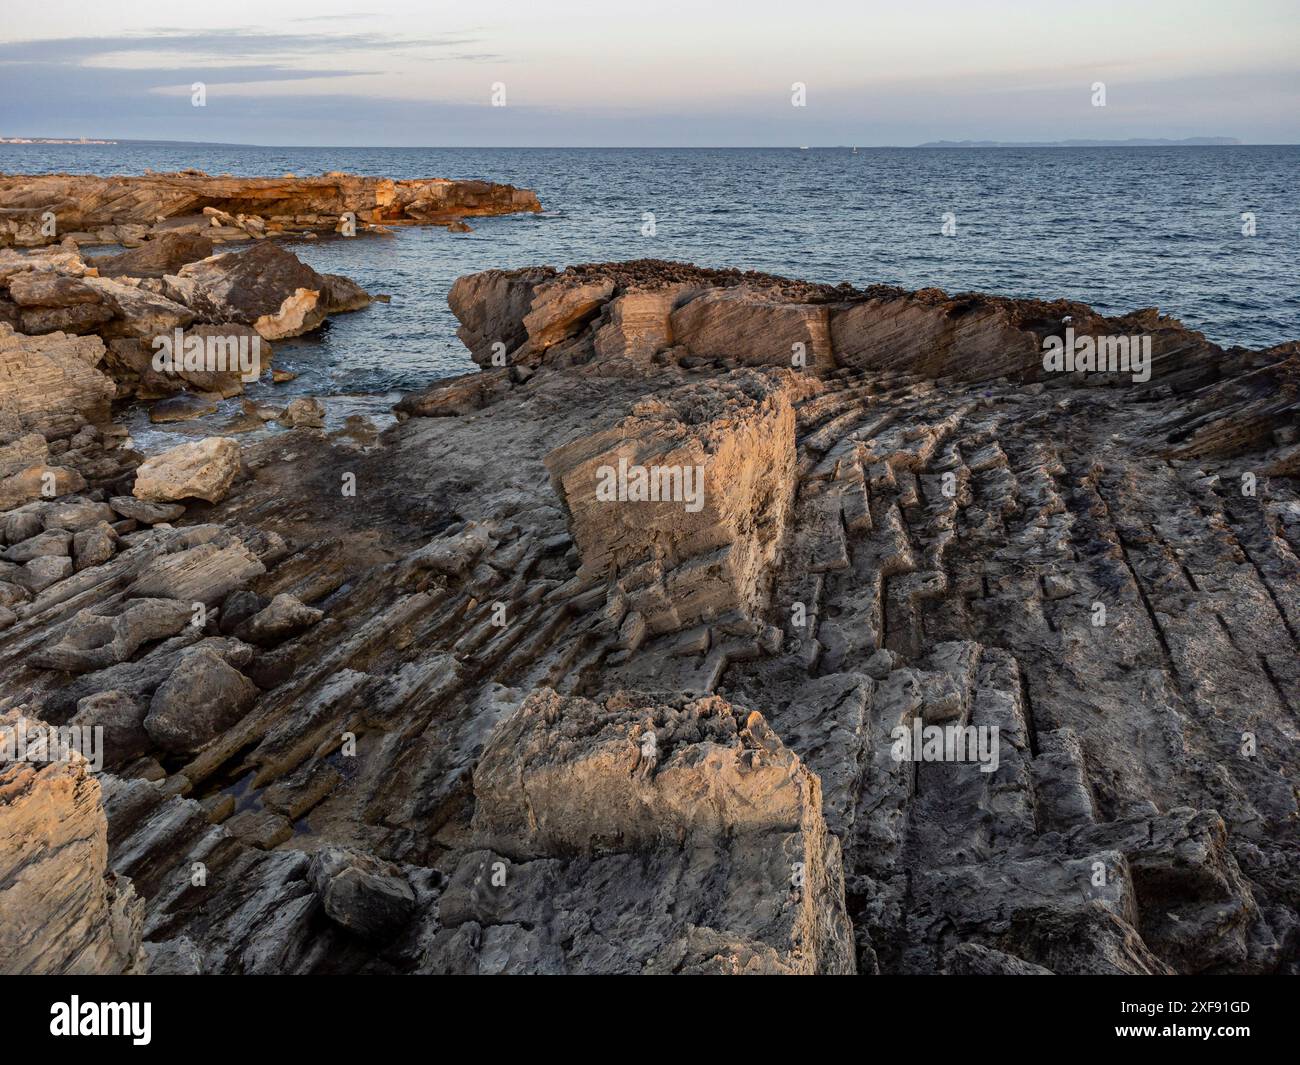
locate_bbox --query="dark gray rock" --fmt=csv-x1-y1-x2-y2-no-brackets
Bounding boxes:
143,645,260,753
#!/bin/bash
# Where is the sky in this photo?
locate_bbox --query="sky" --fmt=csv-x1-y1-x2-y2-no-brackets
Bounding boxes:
1,0,1297,146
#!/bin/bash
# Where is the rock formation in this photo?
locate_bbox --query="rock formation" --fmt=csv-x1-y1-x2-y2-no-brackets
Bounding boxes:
0,171,542,247
0,709,146,974
0,238,390,414
0,257,1295,976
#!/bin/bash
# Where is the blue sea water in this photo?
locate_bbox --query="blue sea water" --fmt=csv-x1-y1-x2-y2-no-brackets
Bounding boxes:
3,143,1297,441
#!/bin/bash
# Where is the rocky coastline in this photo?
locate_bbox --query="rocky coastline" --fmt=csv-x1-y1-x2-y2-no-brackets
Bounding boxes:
0,170,541,248
1,186,1297,974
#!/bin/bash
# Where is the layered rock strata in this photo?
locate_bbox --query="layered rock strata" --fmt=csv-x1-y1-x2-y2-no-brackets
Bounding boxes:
0,240,382,412
0,171,542,247
0,259,1295,976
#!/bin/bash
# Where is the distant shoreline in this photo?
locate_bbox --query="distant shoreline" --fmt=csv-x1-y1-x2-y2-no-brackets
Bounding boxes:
0,137,117,145
915,137,1240,148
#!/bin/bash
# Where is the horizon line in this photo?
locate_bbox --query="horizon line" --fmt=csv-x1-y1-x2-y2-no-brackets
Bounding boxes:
4,138,1299,151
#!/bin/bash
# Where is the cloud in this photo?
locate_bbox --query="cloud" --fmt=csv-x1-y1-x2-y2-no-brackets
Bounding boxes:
0,27,508,140
0,29,487,64
0,21,1293,145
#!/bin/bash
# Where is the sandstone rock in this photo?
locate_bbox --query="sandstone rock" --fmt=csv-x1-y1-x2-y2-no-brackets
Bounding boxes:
0,465,87,510
0,434,49,480
18,303,115,336
106,323,268,399
82,275,196,339
430,688,856,974
1,506,44,544
0,728,145,974
394,368,513,418
127,535,266,605
0,246,90,280
447,266,554,366
545,370,806,634
149,392,219,423
831,294,1045,380
162,243,367,340
0,171,540,248
132,437,241,503
593,287,686,364
521,278,614,354
0,324,114,424
672,288,834,368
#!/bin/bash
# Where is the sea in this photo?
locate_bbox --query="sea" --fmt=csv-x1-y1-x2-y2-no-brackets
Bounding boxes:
3,143,1297,448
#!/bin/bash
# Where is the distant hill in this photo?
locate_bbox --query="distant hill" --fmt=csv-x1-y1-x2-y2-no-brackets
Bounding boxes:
917,137,1241,147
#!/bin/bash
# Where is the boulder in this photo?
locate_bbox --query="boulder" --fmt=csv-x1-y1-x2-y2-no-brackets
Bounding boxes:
72,522,118,570
149,393,219,423
278,397,325,429
0,464,87,510
2,528,72,563
105,324,268,399
0,506,43,544
92,231,214,278
40,499,114,532
18,554,73,592
82,276,195,339
308,848,417,942
109,496,185,525
162,243,369,340
69,690,151,768
30,597,194,673
132,437,241,503
235,593,323,647
6,272,104,307
18,303,115,336
143,645,260,753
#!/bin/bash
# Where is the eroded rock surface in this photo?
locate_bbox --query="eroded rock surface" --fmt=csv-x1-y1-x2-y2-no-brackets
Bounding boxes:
0,171,542,248
0,713,145,974
1,258,1296,976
